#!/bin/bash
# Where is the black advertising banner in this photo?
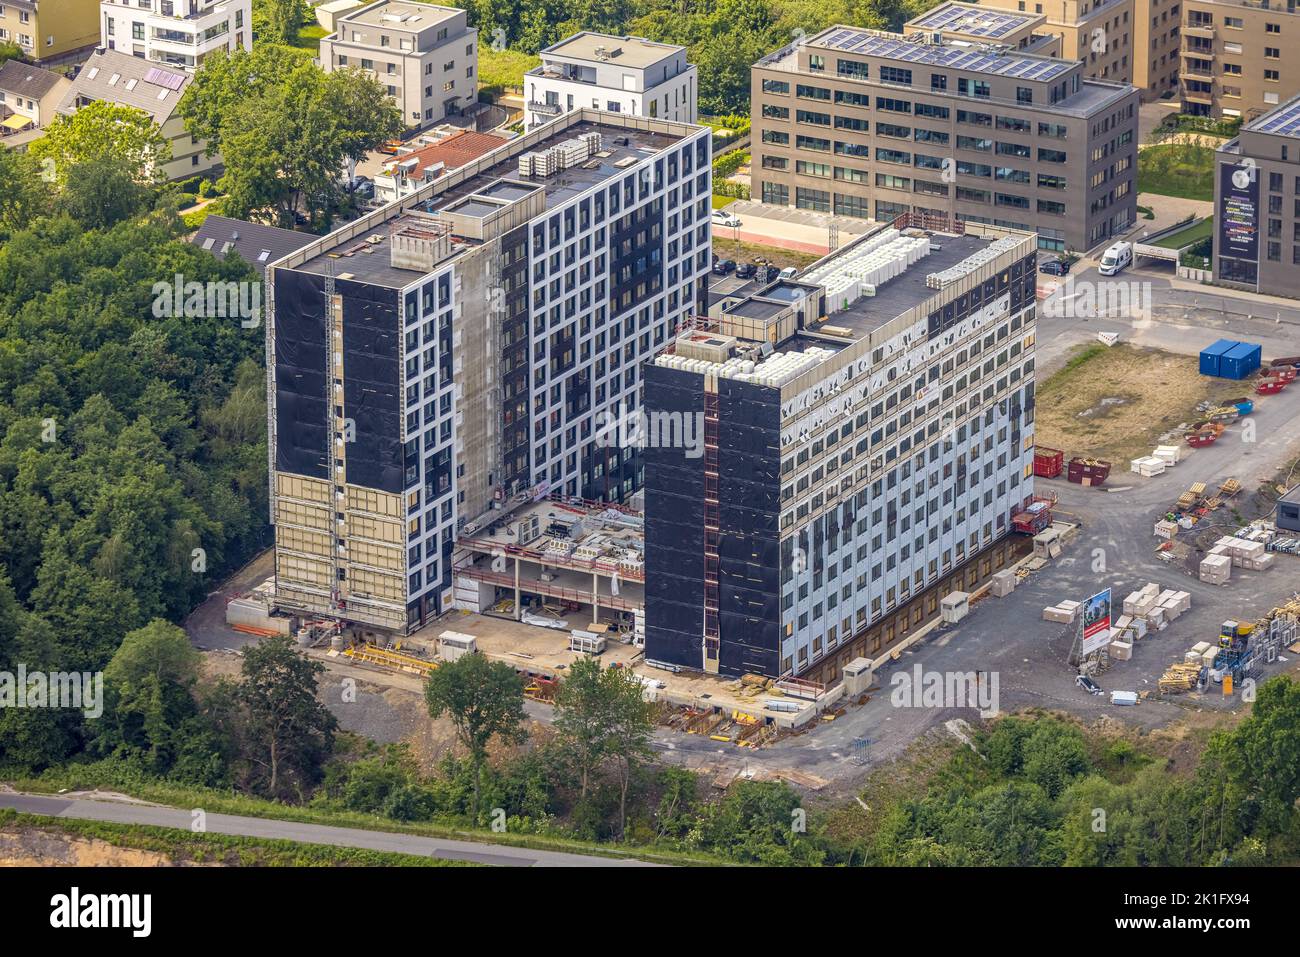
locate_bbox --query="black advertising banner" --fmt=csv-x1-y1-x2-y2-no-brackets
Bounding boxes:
1218,161,1259,263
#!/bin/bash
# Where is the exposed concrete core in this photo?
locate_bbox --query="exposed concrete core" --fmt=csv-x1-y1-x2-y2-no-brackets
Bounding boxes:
454,244,498,521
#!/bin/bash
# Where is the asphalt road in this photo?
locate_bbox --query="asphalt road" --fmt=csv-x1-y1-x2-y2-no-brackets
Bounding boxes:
0,792,660,868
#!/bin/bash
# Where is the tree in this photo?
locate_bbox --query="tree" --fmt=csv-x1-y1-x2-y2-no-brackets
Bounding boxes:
0,149,51,239
236,636,337,798
253,0,309,45
553,655,615,800
0,40,24,67
30,101,171,187
179,47,401,228
93,619,202,773
602,667,655,838
424,652,526,825
55,156,157,230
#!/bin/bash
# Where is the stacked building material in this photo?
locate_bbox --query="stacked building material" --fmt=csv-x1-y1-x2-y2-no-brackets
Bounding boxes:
1200,553,1232,584
1043,602,1078,623
1109,640,1133,661
991,569,1017,597
1159,662,1202,693
1130,456,1166,477
1153,519,1178,540
1153,445,1182,467
1122,583,1161,617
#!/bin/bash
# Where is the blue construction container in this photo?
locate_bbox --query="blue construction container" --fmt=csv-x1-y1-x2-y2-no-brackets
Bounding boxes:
1220,341,1262,380
1200,339,1237,377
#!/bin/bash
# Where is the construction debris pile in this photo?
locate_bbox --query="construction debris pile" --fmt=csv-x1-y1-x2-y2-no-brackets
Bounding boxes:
1153,477,1242,556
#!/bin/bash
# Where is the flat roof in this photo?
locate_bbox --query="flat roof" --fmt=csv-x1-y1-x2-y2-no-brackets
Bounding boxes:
541,32,684,69
294,119,686,287
1244,94,1300,138
908,3,1039,39
823,232,990,340
341,0,459,29
813,27,1072,80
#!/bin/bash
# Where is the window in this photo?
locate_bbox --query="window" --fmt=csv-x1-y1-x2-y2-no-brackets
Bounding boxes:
879,66,912,85
837,59,868,79
762,182,789,205
796,187,830,212
762,78,790,95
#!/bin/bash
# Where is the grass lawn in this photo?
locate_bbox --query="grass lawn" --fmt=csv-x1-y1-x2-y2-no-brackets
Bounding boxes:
1137,143,1214,201
712,193,738,209
1035,343,1248,463
1151,217,1213,249
291,24,328,53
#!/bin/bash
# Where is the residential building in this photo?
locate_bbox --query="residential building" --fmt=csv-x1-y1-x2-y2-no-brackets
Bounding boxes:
1133,0,1180,101
98,0,251,71
373,126,508,203
643,215,1038,682
0,58,71,134
319,1,477,129
266,109,712,632
190,215,314,277
750,27,1139,253
56,49,218,179
1181,0,1300,120
975,0,1137,87
0,0,99,63
1213,95,1300,296
904,3,1062,57
524,32,697,131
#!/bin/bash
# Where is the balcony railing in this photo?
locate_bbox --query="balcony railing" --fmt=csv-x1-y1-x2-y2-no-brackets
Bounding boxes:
528,100,562,114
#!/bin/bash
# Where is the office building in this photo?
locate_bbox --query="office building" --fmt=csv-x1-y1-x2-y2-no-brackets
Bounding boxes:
750,26,1139,253
99,0,251,71
904,3,1062,57
320,1,477,129
643,215,1039,682
1214,94,1300,296
524,32,697,131
974,0,1136,85
266,110,713,633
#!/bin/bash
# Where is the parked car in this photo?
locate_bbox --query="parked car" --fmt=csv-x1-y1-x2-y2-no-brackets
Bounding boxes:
1075,674,1103,696
736,262,756,279
779,266,799,280
712,258,736,275
711,208,742,228
1039,256,1070,276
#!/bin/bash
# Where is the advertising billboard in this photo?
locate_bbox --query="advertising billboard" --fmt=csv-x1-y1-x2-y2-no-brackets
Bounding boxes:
1080,588,1113,656
1217,161,1259,264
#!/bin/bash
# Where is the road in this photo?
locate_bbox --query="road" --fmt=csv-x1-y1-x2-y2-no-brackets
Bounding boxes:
0,792,661,868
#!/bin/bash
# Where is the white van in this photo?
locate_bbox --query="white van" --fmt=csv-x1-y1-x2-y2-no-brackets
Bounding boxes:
1097,241,1132,276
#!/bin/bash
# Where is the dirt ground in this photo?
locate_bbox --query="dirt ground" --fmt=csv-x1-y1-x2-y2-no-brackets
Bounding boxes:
1035,343,1249,464
711,237,822,272
0,827,183,866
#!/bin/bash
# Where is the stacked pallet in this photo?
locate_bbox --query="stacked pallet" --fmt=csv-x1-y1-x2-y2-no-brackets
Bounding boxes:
1159,661,1202,693
1156,589,1191,621
1213,535,1275,571
1130,455,1167,477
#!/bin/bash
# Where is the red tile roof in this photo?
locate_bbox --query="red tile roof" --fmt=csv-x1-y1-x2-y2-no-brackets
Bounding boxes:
385,129,508,179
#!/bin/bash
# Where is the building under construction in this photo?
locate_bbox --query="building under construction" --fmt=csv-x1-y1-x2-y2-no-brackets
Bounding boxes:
643,215,1039,683
265,109,713,634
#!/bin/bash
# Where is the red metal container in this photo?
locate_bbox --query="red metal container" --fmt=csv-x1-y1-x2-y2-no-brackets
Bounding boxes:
1186,430,1219,447
1257,379,1288,395
1034,447,1064,478
1267,365,1296,382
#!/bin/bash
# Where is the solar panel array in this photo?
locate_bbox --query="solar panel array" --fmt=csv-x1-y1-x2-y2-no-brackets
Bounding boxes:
1248,99,1300,137
910,5,1031,40
815,29,1071,82
144,67,186,91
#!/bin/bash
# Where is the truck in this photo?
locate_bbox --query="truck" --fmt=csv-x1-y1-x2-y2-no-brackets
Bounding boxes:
1097,241,1133,276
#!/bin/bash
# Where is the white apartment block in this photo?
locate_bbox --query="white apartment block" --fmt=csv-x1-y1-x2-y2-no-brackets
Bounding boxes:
525,32,697,131
320,0,477,129
99,0,251,71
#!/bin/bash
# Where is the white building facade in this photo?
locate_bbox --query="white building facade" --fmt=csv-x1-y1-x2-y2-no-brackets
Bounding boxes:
525,32,697,131
99,0,251,71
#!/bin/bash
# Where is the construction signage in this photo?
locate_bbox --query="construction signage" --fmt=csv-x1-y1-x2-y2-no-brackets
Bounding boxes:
1080,588,1112,656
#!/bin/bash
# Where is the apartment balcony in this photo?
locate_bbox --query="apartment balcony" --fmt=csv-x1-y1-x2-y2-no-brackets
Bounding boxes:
1179,65,1215,80
1182,85,1216,105
1183,23,1215,38
528,100,562,116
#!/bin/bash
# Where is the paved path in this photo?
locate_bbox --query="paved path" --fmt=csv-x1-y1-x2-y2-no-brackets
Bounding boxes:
0,792,661,868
